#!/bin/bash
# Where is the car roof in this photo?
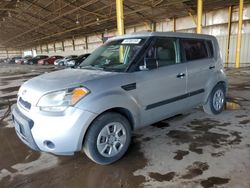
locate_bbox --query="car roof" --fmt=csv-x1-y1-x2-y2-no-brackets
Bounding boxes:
108,32,216,42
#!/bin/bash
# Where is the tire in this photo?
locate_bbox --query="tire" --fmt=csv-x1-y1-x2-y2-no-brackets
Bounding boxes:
83,112,131,165
203,84,226,115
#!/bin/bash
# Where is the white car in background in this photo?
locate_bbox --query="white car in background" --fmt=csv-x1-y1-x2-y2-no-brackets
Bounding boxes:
54,55,78,66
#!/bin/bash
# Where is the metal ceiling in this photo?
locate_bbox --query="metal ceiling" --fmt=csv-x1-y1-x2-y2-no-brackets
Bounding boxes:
0,0,249,49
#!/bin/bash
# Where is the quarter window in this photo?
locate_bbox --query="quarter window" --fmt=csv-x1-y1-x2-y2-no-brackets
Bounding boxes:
182,39,208,61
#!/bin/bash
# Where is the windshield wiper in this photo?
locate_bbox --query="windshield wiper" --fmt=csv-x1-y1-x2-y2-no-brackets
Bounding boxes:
79,65,104,70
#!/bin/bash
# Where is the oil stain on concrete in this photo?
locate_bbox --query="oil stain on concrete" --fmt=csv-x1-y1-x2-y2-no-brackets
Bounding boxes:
173,150,189,160
149,171,176,182
181,161,209,179
0,121,41,173
200,177,230,188
167,118,242,155
0,137,148,188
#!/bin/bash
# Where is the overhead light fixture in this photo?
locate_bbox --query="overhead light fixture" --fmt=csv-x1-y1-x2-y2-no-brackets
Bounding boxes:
96,17,100,25
15,0,20,7
8,11,11,18
76,14,80,24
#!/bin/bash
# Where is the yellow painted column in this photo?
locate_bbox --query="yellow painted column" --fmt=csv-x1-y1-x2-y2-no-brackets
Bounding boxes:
235,0,244,68
116,0,124,63
196,0,203,34
225,6,232,68
116,0,124,35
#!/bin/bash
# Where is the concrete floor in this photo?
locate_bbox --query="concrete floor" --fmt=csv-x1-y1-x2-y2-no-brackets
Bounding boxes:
0,64,249,188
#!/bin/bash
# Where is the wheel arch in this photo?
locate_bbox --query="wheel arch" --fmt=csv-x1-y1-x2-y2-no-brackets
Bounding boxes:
81,107,135,148
204,80,227,104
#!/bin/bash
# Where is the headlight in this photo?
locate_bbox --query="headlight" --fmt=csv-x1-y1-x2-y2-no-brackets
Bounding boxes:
37,87,89,112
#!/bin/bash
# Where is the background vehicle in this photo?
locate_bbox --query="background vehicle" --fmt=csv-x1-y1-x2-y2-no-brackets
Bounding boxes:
0,58,9,64
38,55,64,65
54,55,77,66
27,55,49,65
16,56,33,64
65,53,90,67
8,56,22,64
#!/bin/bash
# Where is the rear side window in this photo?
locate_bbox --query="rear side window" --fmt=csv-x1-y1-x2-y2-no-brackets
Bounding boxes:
182,39,208,61
206,41,214,58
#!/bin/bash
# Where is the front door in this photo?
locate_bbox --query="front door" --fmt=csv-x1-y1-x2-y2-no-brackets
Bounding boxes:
135,37,188,127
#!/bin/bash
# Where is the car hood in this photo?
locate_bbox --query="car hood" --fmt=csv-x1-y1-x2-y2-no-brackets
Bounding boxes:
18,68,120,105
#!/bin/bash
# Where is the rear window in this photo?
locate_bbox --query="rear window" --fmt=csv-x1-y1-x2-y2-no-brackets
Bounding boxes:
182,39,208,61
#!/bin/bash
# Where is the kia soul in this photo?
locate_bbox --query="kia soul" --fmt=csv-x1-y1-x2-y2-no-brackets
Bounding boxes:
12,32,227,165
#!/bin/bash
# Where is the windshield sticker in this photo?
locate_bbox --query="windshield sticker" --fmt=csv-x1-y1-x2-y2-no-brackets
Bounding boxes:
122,39,141,44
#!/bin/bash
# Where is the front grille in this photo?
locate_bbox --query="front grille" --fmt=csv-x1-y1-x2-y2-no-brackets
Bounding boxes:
19,97,31,110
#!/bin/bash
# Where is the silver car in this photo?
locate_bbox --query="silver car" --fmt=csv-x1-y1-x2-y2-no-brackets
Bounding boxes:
12,32,227,165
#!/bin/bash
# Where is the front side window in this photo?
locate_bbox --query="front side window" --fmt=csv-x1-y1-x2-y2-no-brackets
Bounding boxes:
143,38,178,68
79,38,146,72
182,39,208,61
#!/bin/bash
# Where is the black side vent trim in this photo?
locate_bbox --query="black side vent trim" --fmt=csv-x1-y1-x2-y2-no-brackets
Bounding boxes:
146,88,205,110
19,97,31,110
121,83,136,91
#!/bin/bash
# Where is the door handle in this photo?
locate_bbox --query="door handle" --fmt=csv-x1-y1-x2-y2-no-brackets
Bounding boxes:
176,73,185,78
209,66,215,69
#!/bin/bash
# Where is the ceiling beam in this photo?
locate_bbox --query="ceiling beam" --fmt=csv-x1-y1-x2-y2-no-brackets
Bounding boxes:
1,0,99,45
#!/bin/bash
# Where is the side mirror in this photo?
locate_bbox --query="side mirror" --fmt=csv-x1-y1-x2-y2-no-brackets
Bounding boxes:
140,58,157,71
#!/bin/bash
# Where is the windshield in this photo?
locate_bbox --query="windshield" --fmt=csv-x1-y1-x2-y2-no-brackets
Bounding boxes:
79,38,146,72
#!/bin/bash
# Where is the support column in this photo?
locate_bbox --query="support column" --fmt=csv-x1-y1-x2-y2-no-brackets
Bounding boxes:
85,36,88,50
196,0,203,34
40,44,43,54
116,0,124,35
6,48,9,58
62,41,65,51
173,17,176,32
225,6,232,67
72,37,75,51
151,22,156,32
235,0,244,68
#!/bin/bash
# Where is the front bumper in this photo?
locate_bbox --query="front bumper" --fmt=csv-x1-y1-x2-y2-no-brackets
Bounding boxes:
12,106,40,151
12,104,97,155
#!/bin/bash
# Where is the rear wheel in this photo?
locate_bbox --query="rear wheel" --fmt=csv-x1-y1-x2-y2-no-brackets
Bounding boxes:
203,84,226,115
83,112,131,165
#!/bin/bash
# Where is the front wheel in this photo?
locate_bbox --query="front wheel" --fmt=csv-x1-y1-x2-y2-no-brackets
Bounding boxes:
203,84,226,115
83,112,131,165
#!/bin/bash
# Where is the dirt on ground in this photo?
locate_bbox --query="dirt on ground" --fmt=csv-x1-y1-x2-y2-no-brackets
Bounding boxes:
0,64,250,188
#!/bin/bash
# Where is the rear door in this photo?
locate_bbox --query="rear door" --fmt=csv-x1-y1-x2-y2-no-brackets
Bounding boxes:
135,37,188,126
181,39,215,105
